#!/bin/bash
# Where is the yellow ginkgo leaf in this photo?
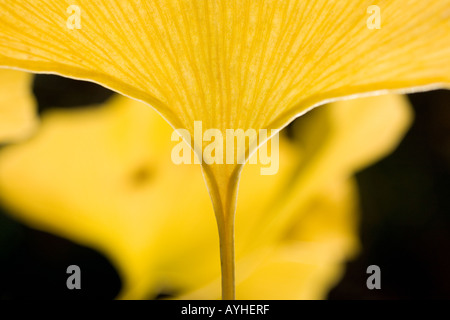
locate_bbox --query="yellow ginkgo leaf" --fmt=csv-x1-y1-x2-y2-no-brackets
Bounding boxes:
0,69,37,142
0,92,411,299
0,0,440,297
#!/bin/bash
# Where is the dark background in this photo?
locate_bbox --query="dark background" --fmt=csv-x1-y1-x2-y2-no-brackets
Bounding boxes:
0,75,449,300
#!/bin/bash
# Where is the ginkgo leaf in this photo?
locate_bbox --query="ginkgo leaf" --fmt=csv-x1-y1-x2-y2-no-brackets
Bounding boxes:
0,92,410,299
0,0,443,298
0,1,447,149
0,69,37,142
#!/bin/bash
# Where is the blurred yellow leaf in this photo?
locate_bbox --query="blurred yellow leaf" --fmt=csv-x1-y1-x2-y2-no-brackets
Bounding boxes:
0,92,411,299
0,69,37,143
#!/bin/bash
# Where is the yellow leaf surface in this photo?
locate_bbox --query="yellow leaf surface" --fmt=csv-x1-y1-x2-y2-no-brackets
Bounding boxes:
0,1,447,147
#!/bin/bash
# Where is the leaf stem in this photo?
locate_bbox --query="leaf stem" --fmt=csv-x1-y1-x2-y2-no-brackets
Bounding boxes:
217,212,235,300
201,164,242,300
